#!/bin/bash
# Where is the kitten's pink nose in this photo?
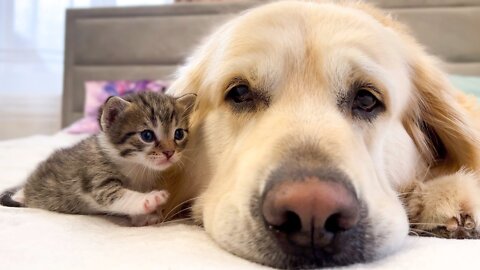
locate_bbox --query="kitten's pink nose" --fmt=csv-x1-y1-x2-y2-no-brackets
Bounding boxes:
163,150,175,159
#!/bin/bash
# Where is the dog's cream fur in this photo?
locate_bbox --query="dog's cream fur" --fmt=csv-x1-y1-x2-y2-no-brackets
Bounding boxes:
162,0,480,267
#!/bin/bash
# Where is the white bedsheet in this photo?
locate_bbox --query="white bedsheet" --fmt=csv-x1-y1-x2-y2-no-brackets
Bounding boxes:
1,132,479,270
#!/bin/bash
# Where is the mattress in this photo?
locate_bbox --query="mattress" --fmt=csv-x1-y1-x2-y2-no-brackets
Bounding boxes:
1,132,480,269
3,0,480,267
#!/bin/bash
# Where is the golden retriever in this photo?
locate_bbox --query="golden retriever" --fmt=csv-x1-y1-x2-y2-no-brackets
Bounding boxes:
162,0,480,268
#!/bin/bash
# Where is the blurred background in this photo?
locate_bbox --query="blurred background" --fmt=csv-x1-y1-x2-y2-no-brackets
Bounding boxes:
0,0,175,140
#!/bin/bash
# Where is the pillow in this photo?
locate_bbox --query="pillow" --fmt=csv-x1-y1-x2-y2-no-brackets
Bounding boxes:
449,75,480,97
66,80,169,134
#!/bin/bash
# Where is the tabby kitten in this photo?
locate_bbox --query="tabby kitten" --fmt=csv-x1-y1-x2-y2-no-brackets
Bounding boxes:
0,92,196,226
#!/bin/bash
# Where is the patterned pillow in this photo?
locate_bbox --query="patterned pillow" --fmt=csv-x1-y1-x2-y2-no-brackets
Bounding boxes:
66,80,169,134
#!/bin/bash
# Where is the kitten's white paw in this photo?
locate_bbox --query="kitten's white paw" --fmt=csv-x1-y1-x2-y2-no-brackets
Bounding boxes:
143,190,169,214
130,213,163,227
105,189,170,216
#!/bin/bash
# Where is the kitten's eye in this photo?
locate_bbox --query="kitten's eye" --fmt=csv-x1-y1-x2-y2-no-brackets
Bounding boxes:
226,84,253,103
352,89,383,118
174,129,185,141
140,130,156,143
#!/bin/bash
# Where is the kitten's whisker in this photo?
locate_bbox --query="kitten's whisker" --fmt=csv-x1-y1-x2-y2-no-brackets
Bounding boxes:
164,201,195,222
160,217,196,226
176,163,184,171
157,174,167,188
179,155,194,163
163,196,201,221
163,206,194,222
141,165,147,183
177,159,186,170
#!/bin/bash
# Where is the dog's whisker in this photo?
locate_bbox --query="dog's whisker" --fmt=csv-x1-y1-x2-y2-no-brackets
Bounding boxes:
410,222,445,226
409,230,420,237
397,191,430,197
410,228,442,238
420,164,432,181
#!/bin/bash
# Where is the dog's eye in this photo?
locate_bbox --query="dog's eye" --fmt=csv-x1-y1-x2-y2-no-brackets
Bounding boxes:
352,89,384,119
353,90,377,111
225,81,270,113
226,84,253,103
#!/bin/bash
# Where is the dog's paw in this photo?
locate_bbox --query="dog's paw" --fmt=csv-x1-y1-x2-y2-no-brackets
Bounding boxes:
142,190,170,214
405,170,480,239
425,214,479,239
130,213,163,227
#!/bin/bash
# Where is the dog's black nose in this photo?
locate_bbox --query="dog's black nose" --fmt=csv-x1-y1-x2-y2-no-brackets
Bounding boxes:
262,177,360,253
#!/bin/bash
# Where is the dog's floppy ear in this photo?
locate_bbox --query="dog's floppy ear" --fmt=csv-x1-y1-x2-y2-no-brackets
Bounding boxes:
404,57,480,172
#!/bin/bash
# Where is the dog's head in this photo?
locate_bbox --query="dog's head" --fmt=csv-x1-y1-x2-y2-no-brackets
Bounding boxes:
168,1,479,268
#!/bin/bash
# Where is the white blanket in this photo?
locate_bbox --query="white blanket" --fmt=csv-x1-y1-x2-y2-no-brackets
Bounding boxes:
1,132,479,270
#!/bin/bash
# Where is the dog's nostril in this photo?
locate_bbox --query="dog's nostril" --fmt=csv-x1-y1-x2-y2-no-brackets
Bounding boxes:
271,211,302,234
325,213,340,233
325,212,345,233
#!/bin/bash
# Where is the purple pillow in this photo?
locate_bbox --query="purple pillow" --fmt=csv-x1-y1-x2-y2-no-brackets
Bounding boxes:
66,80,170,134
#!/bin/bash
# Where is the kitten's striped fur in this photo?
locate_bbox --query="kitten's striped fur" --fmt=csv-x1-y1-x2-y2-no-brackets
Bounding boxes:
0,92,196,226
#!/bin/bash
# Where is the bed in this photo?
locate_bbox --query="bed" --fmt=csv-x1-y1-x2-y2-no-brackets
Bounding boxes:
2,0,480,269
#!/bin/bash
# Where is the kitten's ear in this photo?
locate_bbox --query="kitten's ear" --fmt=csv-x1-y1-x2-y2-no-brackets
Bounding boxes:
176,93,197,115
99,96,130,131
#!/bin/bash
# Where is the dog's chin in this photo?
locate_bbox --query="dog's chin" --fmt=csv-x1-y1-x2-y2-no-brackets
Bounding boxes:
213,220,375,270
201,198,373,269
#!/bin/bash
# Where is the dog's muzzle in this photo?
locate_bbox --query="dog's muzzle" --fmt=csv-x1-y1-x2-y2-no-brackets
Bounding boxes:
258,164,373,268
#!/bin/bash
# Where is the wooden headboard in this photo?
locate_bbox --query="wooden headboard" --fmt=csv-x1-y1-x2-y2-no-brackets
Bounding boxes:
62,0,480,127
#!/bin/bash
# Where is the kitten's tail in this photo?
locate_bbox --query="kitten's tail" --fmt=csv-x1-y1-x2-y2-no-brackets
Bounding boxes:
0,186,24,207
